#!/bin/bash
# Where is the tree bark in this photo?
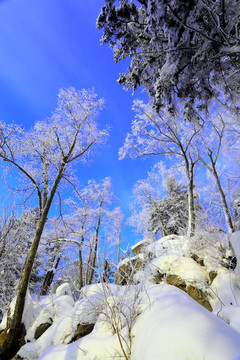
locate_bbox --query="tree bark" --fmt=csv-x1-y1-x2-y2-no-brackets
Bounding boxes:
209,152,234,233
1,164,66,360
197,149,234,233
40,254,61,296
220,0,225,28
159,217,168,237
186,159,195,237
88,205,102,285
79,247,83,290
42,156,49,212
85,245,92,286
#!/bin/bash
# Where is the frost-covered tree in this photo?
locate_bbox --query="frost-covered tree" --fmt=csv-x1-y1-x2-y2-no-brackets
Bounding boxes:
72,177,116,286
0,212,22,313
102,206,124,263
119,100,200,235
97,0,240,114
194,112,235,233
54,177,122,291
129,163,198,238
148,175,189,236
0,208,41,313
129,174,159,238
233,192,240,231
62,190,96,291
0,87,108,360
39,218,67,296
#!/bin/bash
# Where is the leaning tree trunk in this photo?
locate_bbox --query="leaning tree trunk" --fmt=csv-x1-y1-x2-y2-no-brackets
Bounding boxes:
78,229,85,290
209,152,234,233
88,208,102,285
1,212,49,359
40,254,61,296
185,158,196,237
1,165,65,360
79,247,83,290
85,244,92,286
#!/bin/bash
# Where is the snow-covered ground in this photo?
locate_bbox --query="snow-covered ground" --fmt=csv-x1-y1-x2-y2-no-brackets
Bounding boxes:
1,232,240,359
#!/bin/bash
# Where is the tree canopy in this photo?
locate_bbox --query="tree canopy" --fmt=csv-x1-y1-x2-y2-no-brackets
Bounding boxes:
97,0,240,115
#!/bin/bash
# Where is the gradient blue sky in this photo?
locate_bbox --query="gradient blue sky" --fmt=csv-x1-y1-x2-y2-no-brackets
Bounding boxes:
0,0,156,246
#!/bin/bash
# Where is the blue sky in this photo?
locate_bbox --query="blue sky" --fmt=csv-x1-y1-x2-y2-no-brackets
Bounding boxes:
0,0,157,247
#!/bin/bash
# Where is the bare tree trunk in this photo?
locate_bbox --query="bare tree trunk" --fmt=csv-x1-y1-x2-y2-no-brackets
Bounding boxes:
103,258,109,283
185,158,196,237
40,254,61,296
160,217,168,237
197,148,234,233
88,207,102,285
78,229,85,290
85,244,92,286
208,152,234,233
117,230,121,264
79,247,83,290
220,0,225,27
1,212,48,359
2,165,65,360
42,156,48,212
0,215,15,260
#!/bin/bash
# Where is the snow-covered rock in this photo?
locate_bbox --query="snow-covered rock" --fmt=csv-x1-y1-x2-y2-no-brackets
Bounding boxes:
132,285,240,360
3,232,240,360
35,284,240,360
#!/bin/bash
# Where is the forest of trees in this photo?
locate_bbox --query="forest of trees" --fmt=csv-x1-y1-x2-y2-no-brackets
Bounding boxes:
0,1,240,359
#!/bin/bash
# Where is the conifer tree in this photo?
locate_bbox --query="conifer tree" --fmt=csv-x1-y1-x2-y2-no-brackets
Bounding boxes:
97,0,240,115
148,175,188,236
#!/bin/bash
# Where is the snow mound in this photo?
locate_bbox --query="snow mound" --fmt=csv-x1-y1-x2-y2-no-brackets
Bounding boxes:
38,284,240,360
4,232,240,360
132,285,240,360
56,282,72,297
147,253,207,284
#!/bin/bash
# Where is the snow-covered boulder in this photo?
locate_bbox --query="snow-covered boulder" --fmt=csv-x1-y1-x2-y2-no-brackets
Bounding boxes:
131,239,146,256
116,253,144,285
131,285,240,360
4,232,240,360
230,231,240,282
36,284,240,360
123,233,240,313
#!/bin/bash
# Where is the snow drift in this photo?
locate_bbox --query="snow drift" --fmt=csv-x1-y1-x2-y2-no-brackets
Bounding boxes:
1,232,240,359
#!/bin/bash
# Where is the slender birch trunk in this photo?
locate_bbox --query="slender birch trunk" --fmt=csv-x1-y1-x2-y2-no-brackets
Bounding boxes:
184,156,196,237
88,208,102,285
208,151,234,233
